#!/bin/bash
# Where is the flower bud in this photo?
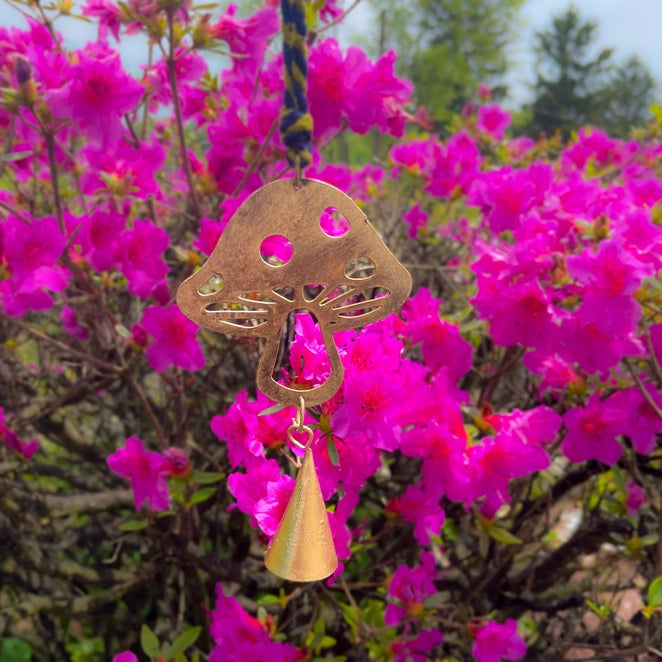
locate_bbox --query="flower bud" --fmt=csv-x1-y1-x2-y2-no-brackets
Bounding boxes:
14,56,36,106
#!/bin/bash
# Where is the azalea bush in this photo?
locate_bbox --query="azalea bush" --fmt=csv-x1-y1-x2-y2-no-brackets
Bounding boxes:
1,0,662,661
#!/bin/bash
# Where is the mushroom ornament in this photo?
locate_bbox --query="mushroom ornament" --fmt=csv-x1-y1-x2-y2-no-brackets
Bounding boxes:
177,178,412,407
177,177,412,581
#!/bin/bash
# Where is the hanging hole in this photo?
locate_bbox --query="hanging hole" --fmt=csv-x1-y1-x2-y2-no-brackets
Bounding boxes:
344,257,376,279
273,309,331,390
273,286,296,301
303,283,326,301
198,273,224,296
320,207,350,237
260,235,293,266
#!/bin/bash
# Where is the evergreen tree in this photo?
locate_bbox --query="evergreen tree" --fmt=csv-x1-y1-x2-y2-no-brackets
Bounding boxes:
528,6,656,138
601,56,656,137
359,0,525,126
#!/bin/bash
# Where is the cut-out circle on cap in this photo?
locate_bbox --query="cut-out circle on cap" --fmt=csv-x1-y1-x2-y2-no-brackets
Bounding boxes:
320,207,350,237
344,256,376,279
260,235,293,266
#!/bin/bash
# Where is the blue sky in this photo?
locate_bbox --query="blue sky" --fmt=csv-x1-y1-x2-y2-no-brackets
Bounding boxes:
2,0,661,107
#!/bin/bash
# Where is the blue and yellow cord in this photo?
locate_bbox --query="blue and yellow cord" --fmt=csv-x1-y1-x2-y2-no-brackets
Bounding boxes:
280,0,313,169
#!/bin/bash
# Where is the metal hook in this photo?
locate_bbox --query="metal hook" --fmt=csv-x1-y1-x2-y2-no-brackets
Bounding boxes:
287,396,310,449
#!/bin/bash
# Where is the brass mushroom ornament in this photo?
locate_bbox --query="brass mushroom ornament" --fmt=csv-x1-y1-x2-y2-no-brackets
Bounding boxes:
177,178,412,581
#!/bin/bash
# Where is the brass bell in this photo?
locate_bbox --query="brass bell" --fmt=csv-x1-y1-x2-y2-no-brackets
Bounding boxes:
265,443,338,582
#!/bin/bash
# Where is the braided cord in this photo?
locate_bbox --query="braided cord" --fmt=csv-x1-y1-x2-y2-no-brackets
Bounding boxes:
280,0,313,168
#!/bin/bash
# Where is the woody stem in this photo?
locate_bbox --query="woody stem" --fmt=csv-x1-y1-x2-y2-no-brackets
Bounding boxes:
166,9,202,221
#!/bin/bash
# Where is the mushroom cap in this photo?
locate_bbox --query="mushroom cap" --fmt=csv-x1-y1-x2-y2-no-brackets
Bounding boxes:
176,178,412,405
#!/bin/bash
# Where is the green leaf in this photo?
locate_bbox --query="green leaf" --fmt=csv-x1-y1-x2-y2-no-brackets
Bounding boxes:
114,324,132,339
191,471,225,484
257,594,283,605
611,465,626,494
0,638,32,662
258,403,288,416
188,486,216,506
650,102,662,120
640,534,659,547
586,599,610,618
487,526,522,545
164,626,202,659
140,625,160,657
119,519,148,532
326,435,339,467
648,575,662,608
1,150,32,162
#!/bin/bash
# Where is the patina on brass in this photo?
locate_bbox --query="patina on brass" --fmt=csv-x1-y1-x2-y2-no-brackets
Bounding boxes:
264,429,337,581
176,178,412,407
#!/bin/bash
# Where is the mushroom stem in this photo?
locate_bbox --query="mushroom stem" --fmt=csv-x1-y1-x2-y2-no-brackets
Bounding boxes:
256,319,344,407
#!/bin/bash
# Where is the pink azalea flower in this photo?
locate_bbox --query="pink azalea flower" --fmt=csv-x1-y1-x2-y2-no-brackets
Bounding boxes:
402,204,428,239
211,392,263,468
115,220,170,298
61,306,89,341
607,386,662,455
625,480,646,516
482,279,559,351
388,483,446,545
208,585,301,661
425,131,482,198
342,323,402,374
211,5,279,74
472,619,526,662
227,459,282,530
401,423,468,502
81,140,166,200
288,313,331,387
71,208,126,272
253,473,295,538
309,39,413,139
343,47,413,137
477,83,491,100
523,351,581,396
45,49,144,144
485,406,562,448
559,318,643,377
111,653,138,662
144,49,207,108
477,104,511,140
562,394,625,465
0,408,39,460
401,288,472,379
567,239,652,336
0,214,69,317
107,436,170,511
314,432,381,498
467,164,552,233
82,0,123,41
162,447,191,477
391,628,443,662
389,136,435,178
385,552,437,626
193,217,228,256
469,431,551,518
332,368,403,451
141,305,205,373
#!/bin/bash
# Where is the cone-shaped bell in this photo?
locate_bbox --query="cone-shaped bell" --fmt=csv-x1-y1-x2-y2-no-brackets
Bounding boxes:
265,445,338,581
